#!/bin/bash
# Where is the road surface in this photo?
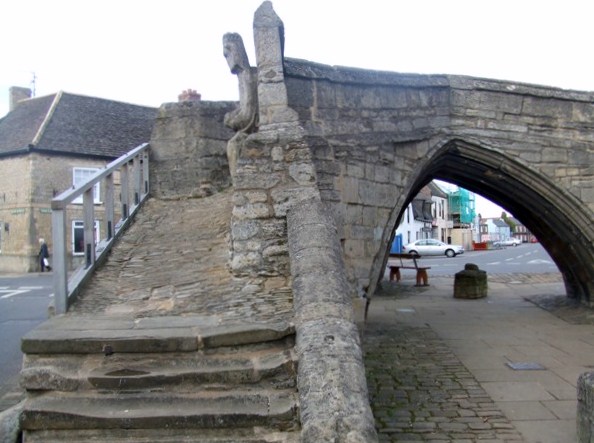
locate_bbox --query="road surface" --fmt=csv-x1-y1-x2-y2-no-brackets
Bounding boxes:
398,242,558,276
0,273,53,398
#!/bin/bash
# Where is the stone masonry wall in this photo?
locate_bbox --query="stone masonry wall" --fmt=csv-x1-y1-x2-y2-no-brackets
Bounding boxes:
224,1,592,302
448,77,594,215
281,58,594,301
227,2,321,280
447,78,594,299
0,155,32,272
0,153,113,272
284,59,452,293
34,153,112,271
150,100,235,200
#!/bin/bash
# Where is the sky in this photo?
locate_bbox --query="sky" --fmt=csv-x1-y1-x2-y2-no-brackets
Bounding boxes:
2,0,592,217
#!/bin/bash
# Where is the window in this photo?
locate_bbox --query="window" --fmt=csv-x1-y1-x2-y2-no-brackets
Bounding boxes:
73,168,101,204
72,220,100,255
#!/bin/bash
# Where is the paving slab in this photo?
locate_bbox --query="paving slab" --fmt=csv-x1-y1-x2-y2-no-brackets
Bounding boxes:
513,419,575,443
364,272,588,443
497,401,557,420
482,381,556,402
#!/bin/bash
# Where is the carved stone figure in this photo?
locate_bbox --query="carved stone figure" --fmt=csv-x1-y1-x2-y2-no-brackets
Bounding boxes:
223,33,258,179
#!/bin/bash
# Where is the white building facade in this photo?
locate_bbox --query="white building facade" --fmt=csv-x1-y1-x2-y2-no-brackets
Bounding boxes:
393,182,450,252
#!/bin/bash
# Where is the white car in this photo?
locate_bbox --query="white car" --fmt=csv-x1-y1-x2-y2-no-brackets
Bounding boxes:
493,238,522,247
402,239,464,257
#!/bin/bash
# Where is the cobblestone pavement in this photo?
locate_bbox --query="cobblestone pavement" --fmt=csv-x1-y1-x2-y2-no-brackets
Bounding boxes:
68,189,293,324
363,297,525,442
362,272,590,443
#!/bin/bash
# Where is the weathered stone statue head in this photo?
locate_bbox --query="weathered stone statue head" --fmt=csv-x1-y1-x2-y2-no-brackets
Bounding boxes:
223,33,250,75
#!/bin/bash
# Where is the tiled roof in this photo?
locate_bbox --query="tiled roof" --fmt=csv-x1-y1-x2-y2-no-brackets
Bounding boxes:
427,181,448,198
0,94,55,153
491,218,510,228
0,92,157,158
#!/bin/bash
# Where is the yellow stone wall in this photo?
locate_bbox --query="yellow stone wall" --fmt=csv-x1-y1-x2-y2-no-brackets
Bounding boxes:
0,153,111,272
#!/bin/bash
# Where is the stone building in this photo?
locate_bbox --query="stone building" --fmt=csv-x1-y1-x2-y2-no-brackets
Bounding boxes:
0,87,156,272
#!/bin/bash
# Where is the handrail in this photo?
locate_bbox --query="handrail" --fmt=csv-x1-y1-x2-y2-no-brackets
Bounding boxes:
51,143,150,314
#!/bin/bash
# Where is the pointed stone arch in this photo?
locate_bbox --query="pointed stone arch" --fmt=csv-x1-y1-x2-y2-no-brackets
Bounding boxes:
230,1,593,313
383,138,594,303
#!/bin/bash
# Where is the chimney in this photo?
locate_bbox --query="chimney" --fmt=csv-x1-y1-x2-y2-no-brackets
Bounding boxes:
9,86,32,111
178,89,201,103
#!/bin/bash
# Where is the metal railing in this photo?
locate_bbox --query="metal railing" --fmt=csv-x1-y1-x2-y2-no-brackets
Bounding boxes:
51,143,150,314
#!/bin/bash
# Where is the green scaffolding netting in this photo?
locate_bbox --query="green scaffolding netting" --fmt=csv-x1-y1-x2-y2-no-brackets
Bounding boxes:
448,188,476,224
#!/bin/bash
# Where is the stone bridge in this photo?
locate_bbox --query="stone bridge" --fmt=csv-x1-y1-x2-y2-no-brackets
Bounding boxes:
198,2,593,306
11,2,593,442
150,2,594,440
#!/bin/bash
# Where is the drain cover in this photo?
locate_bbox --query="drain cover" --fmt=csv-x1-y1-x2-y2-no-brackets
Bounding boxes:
506,362,546,370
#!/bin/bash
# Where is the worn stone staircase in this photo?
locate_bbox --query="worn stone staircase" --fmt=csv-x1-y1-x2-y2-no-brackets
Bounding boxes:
19,316,299,442
17,189,300,441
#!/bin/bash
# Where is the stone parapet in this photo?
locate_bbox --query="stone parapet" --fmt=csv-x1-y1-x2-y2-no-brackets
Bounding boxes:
149,100,235,199
287,198,377,442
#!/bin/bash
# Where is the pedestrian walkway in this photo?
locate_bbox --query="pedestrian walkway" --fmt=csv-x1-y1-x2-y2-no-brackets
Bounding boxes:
67,188,293,323
364,272,591,443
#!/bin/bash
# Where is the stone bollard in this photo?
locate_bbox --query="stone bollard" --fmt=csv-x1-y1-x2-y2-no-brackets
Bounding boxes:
454,263,487,299
577,371,594,442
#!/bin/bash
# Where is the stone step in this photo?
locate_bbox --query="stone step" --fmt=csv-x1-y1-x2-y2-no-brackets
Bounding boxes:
21,316,294,354
21,341,297,392
21,390,299,432
23,428,301,443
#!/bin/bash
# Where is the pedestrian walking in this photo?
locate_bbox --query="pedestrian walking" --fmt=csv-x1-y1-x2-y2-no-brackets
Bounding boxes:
39,238,52,272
